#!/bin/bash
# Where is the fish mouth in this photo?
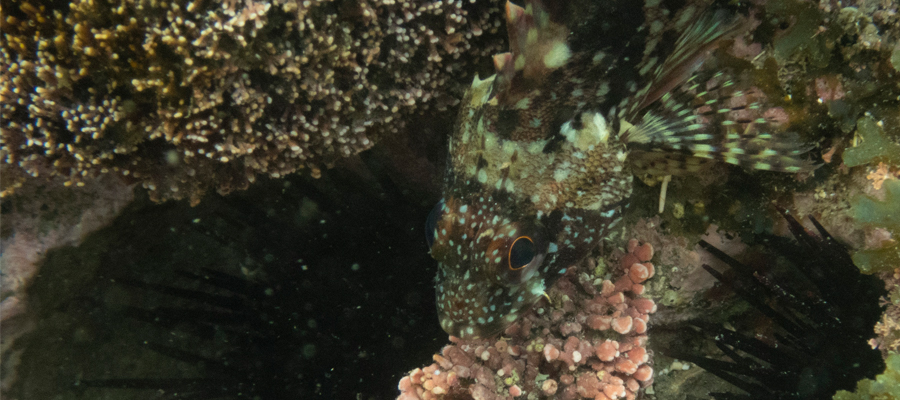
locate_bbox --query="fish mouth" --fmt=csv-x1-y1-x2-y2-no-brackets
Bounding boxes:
435,264,548,339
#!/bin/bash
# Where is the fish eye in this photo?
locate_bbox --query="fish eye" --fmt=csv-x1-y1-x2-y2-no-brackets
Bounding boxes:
508,236,536,270
424,199,445,249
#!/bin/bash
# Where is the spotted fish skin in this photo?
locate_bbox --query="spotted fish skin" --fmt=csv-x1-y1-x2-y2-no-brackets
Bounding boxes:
429,0,814,339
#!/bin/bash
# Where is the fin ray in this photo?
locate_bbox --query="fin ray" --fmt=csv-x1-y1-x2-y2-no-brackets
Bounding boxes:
633,10,747,113
627,71,818,175
494,0,571,107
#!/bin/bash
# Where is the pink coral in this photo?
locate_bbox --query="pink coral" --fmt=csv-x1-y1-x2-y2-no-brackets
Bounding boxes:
398,239,657,399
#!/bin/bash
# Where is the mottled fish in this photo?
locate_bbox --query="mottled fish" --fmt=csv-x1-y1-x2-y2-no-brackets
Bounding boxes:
426,0,815,339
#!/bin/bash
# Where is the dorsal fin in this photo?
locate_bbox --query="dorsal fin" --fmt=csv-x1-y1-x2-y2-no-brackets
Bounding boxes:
632,10,746,114
626,71,819,175
493,0,571,107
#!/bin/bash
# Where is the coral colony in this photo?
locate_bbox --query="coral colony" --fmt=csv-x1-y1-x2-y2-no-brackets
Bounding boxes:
1,0,504,203
399,240,658,400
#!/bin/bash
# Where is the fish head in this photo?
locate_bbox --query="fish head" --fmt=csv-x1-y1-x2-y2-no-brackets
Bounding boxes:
427,192,620,339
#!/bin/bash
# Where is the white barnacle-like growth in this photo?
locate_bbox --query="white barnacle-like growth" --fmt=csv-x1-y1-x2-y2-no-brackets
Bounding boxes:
543,41,572,69
560,112,610,151
528,279,546,296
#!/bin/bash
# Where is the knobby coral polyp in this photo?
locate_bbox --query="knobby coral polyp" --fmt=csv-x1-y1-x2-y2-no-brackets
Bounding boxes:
1,0,505,203
400,239,658,400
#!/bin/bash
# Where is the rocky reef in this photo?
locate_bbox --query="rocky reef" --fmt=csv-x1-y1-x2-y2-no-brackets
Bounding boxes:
2,0,900,399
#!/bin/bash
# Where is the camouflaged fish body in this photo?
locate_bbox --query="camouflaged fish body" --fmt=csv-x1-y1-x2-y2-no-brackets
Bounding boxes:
428,0,814,339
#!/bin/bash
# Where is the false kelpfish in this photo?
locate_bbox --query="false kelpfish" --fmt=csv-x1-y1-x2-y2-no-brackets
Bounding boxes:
426,0,815,339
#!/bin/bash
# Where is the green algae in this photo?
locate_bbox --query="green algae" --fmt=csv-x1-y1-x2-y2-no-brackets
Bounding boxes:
853,179,900,228
892,45,900,72
851,179,900,274
503,369,520,386
833,353,900,400
770,2,830,69
660,289,679,307
844,116,900,167
853,243,900,275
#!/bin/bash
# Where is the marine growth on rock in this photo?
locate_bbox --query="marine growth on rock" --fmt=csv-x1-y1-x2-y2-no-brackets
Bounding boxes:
1,0,504,203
